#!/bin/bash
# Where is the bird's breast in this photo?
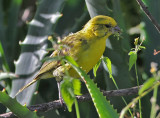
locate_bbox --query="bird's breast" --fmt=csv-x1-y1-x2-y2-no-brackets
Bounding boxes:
76,37,106,73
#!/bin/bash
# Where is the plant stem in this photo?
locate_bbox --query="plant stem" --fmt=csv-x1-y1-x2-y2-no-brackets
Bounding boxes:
150,85,158,118
135,63,142,118
75,99,80,118
120,81,160,118
111,76,134,118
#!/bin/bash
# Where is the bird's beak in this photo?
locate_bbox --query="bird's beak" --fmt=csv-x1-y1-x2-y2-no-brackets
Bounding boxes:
112,26,121,34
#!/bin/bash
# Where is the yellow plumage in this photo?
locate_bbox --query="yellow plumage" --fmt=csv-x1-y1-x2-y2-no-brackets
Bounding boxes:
15,15,120,96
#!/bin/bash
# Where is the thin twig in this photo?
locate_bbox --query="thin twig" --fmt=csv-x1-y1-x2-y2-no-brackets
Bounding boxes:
0,85,141,118
136,0,160,33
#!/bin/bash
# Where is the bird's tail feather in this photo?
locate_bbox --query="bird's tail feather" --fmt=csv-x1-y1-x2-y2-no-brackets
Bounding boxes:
15,76,40,97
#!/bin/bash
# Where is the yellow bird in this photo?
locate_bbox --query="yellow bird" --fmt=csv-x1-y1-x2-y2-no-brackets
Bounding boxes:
15,15,120,96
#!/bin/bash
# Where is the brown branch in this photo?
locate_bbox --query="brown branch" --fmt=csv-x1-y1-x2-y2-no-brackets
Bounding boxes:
0,85,141,118
136,0,160,33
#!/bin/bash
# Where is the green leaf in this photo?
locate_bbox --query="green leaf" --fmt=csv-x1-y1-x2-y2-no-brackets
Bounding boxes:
128,52,137,71
60,78,75,112
103,57,112,78
93,59,101,77
64,56,79,67
139,78,156,95
0,90,41,118
139,46,146,49
60,77,81,112
72,79,82,95
64,56,119,118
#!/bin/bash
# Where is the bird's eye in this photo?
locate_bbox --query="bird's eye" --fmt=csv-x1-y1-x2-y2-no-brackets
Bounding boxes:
105,24,111,28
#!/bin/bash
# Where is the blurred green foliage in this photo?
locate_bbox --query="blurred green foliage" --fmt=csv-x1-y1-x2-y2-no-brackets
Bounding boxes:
0,0,160,117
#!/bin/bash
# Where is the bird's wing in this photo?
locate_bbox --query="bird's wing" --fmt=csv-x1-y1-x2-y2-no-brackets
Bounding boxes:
36,32,84,78
38,50,61,75
37,33,78,76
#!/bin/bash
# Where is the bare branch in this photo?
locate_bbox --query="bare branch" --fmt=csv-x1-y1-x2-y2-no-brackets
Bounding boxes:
136,0,160,33
0,85,141,118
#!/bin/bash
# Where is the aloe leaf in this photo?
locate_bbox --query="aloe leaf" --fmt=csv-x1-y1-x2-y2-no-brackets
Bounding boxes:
0,72,18,80
64,56,119,118
6,0,22,68
10,0,65,105
85,0,109,17
0,41,10,72
0,1,5,56
0,0,6,71
0,90,41,118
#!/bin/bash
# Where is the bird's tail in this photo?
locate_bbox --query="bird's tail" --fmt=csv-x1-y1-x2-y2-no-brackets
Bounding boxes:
15,76,40,97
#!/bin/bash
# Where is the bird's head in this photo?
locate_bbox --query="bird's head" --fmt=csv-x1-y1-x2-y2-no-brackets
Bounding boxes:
82,15,120,38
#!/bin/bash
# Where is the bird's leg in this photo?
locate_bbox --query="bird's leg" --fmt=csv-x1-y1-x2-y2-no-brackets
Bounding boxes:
57,81,63,106
57,81,67,110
